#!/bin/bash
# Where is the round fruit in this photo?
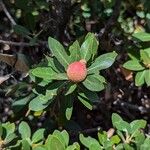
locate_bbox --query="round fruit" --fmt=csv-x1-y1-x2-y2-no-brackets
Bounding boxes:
66,59,87,83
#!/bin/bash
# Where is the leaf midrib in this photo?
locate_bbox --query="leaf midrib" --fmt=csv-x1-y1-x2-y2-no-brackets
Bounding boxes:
88,57,114,72
83,37,93,60
52,46,69,67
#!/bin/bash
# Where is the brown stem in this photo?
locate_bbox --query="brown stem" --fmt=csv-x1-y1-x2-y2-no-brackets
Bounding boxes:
0,40,47,47
0,0,16,25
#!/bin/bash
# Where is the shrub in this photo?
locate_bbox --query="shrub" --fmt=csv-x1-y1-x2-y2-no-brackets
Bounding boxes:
13,33,117,122
0,113,149,150
1,1,150,150
123,32,150,86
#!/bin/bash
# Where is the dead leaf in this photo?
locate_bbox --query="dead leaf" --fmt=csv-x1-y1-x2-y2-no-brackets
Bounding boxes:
107,128,115,138
3,44,10,51
0,53,29,73
120,65,133,81
0,75,10,84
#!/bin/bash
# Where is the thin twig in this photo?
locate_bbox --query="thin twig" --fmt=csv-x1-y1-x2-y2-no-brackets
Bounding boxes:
81,126,102,134
0,39,47,47
70,126,102,136
0,1,49,47
0,40,37,47
0,0,16,25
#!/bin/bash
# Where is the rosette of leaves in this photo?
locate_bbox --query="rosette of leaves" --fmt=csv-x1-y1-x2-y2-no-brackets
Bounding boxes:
28,32,117,120
18,128,80,150
112,113,148,149
18,121,45,150
44,130,80,150
80,113,150,150
123,32,150,86
0,121,80,150
18,122,80,150
0,122,17,149
0,117,149,150
80,130,120,150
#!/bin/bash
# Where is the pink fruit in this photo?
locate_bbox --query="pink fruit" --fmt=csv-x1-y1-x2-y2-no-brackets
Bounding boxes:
66,59,87,83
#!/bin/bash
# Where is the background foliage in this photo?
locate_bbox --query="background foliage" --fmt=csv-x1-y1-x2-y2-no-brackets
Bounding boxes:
0,0,150,149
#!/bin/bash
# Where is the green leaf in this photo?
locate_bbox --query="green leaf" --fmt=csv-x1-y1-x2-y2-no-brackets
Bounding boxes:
123,60,145,71
145,70,150,86
98,131,107,146
84,32,99,57
79,134,101,149
31,67,54,81
95,74,106,83
29,91,54,111
46,56,65,73
53,73,68,80
78,93,93,110
69,40,81,62
45,135,65,150
80,33,98,62
81,3,90,11
140,50,150,65
144,48,150,57
89,144,103,150
82,74,105,92
116,130,125,143
32,129,45,143
140,138,150,150
123,143,134,150
130,120,147,134
103,140,113,150
29,96,49,111
13,25,31,36
48,37,70,68
4,133,16,144
2,122,15,136
136,11,145,18
135,132,145,149
65,95,74,120
31,80,65,111
31,67,67,81
112,113,131,132
115,143,124,150
47,81,67,94
119,121,131,133
132,32,150,42
88,51,117,73
66,142,80,150
12,93,35,112
135,71,146,86
61,130,69,147
19,121,31,139
65,83,77,96
8,140,21,149
22,139,31,150
33,146,46,150
53,130,66,148
79,86,99,103
110,135,121,144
